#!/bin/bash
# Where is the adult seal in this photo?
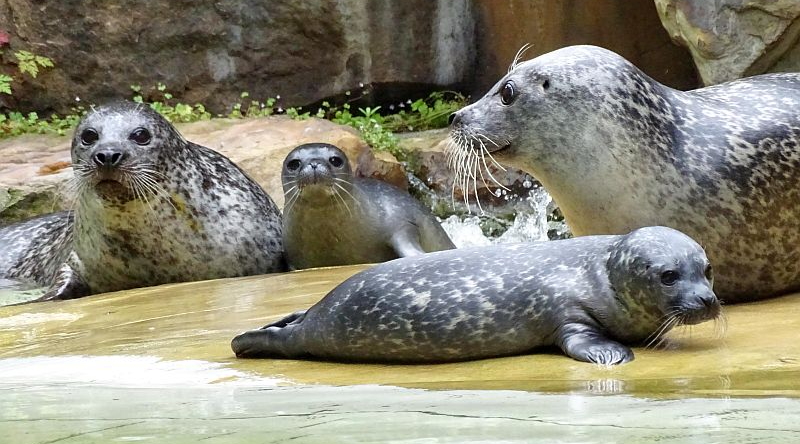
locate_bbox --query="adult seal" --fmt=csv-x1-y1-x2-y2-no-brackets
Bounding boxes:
281,142,455,270
448,44,800,303
232,226,721,364
0,100,285,300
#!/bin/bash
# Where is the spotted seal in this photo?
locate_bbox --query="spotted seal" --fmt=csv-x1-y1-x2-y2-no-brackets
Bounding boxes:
448,44,800,303
0,100,285,300
281,143,455,270
231,226,720,364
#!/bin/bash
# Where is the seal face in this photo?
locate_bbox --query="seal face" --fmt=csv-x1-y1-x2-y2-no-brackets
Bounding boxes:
231,226,721,365
448,44,800,302
0,100,285,300
281,143,455,270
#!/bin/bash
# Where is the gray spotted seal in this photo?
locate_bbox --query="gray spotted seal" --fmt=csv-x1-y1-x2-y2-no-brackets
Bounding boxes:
448,44,800,303
0,100,285,300
281,142,455,270
231,226,721,364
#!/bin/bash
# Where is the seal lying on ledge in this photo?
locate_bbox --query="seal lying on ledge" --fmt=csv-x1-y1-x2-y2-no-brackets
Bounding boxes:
231,226,720,365
281,143,455,270
448,44,800,303
0,100,285,301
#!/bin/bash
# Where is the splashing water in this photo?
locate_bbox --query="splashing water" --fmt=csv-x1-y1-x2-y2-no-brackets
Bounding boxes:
440,187,571,248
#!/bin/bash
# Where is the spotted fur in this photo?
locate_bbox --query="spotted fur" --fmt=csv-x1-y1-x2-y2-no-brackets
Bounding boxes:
232,226,720,365
0,100,285,300
448,45,800,302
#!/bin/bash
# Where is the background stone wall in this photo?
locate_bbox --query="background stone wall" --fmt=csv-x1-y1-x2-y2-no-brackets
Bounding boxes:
0,0,699,115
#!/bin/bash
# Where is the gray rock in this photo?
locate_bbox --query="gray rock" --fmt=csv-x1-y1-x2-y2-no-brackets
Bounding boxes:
656,0,800,85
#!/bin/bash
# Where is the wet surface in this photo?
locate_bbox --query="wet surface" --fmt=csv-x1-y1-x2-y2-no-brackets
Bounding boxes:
2,265,800,442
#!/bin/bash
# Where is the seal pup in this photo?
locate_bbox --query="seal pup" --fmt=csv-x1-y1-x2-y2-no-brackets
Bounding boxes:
0,100,285,300
232,226,720,364
448,44,800,303
281,143,455,270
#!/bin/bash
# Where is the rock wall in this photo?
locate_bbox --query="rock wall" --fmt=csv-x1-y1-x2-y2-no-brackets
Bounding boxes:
0,0,476,114
656,0,800,85
0,1,698,115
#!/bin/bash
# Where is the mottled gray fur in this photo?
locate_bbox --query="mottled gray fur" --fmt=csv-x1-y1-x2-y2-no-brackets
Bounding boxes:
281,143,454,270
448,45,800,303
0,100,285,300
232,226,720,365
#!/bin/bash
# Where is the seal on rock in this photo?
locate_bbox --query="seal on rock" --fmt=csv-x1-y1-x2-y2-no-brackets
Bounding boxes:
448,44,800,303
281,142,455,270
0,100,285,301
231,226,720,364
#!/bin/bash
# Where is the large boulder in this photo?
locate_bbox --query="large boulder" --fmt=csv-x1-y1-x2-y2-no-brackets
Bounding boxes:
0,117,395,225
0,0,698,115
0,0,476,114
656,0,800,85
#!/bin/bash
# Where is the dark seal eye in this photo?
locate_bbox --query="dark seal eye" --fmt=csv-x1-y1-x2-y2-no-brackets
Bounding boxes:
329,156,344,168
705,264,714,281
542,79,550,90
660,270,680,286
286,159,301,171
500,80,517,105
129,127,152,145
80,128,99,146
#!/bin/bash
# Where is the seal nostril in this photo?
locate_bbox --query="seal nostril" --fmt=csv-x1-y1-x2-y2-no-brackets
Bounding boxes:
448,113,458,126
93,152,106,166
110,152,123,166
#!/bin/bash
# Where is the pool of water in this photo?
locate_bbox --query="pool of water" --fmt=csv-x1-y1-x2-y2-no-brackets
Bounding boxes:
2,266,800,443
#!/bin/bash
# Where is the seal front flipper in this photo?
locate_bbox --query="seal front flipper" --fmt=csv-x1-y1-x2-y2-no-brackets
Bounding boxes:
36,258,90,302
388,225,426,258
556,323,634,365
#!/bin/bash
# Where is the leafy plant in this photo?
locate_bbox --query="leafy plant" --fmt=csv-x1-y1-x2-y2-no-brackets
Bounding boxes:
14,50,54,78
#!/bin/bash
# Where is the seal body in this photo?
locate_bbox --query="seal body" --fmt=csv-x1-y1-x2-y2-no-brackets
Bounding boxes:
0,212,73,287
232,226,720,364
0,100,285,300
448,45,800,302
281,143,455,270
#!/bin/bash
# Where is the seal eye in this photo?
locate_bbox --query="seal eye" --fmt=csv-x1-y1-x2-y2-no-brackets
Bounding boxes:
542,79,550,90
660,270,680,286
286,159,301,171
705,264,714,282
329,156,344,168
129,128,152,145
80,128,99,146
500,81,517,105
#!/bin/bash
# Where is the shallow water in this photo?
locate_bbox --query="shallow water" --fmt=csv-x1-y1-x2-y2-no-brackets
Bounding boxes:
1,267,800,442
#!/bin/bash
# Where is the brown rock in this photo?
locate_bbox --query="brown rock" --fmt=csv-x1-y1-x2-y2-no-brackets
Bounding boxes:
0,116,408,223
656,0,800,85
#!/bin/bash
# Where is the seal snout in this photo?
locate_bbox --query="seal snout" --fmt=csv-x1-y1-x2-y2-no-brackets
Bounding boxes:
92,149,126,168
678,288,721,325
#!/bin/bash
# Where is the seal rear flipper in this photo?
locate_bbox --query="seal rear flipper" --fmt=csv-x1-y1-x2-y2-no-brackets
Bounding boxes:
34,261,90,302
231,325,308,359
556,323,634,365
263,310,307,329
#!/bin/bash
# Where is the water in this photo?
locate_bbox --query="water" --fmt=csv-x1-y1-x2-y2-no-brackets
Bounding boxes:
440,186,571,247
1,271,800,442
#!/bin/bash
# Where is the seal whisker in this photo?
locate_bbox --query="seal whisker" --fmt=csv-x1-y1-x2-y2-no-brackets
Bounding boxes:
508,43,532,73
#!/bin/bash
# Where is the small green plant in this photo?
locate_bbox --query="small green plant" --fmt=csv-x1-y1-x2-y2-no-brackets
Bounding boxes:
382,91,466,132
1,50,54,95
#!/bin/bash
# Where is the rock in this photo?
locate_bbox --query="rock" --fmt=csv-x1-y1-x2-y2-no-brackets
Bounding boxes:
656,0,800,85
0,1,699,116
0,0,476,115
0,117,406,223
